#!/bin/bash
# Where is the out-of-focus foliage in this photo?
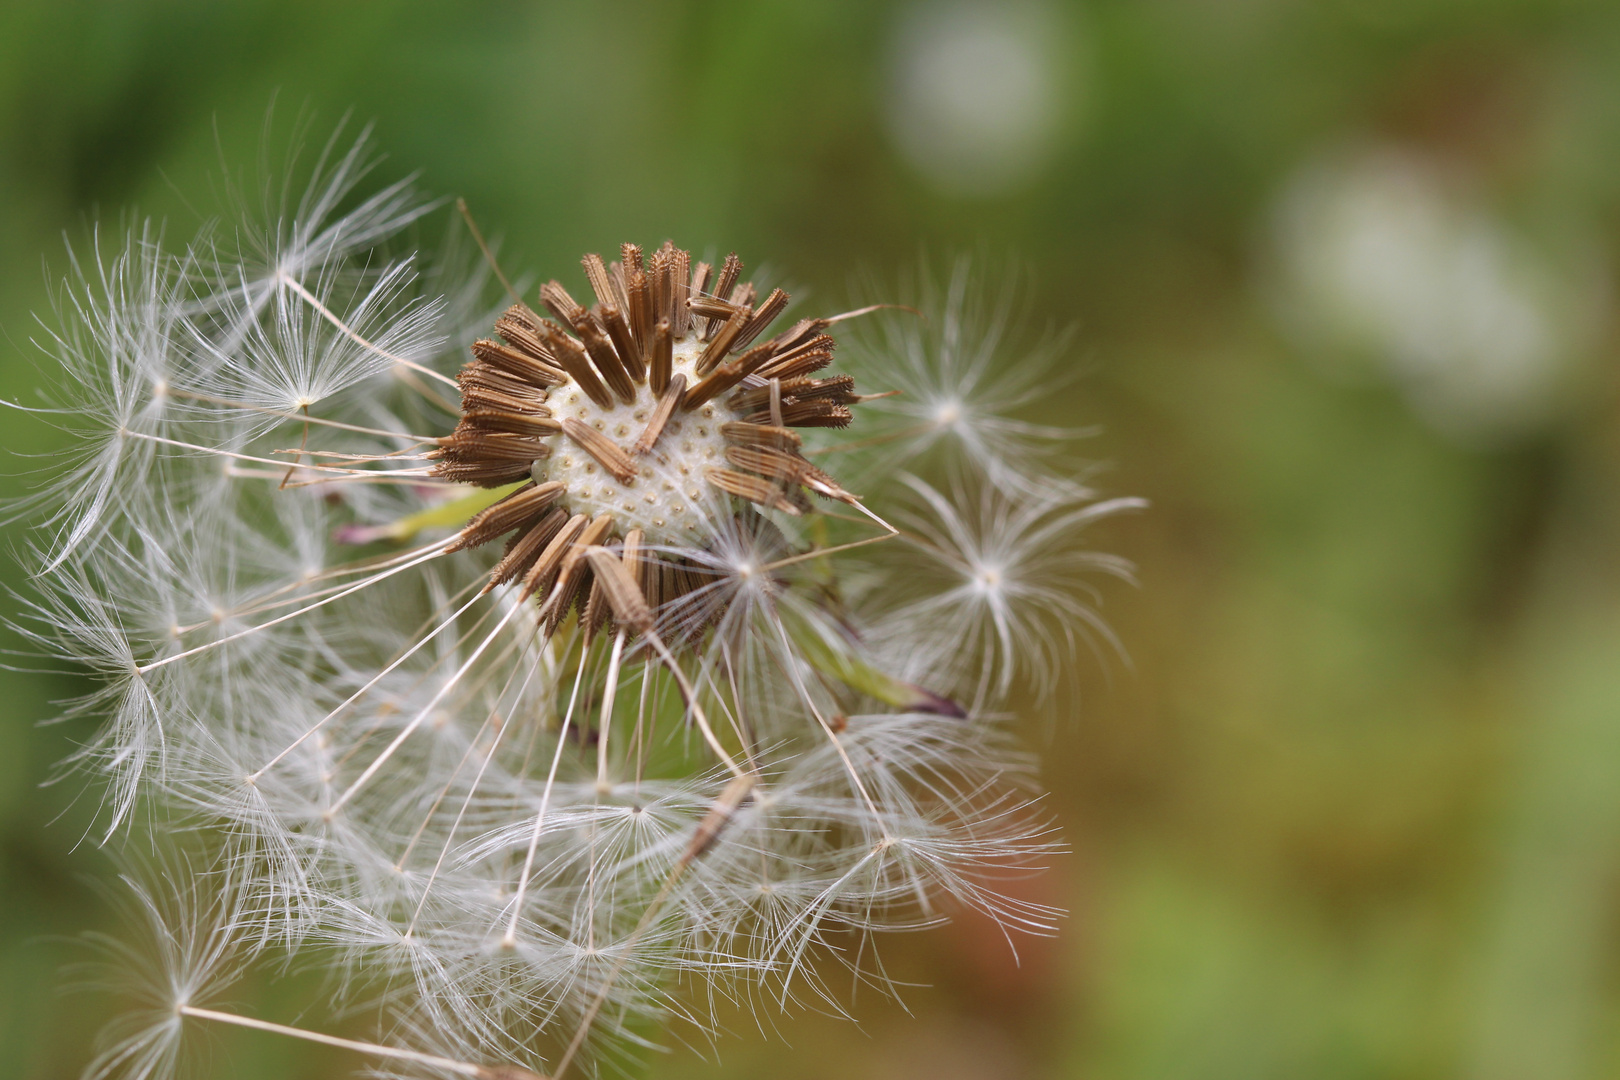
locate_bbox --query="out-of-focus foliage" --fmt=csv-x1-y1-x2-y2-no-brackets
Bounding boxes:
4,1,1620,1077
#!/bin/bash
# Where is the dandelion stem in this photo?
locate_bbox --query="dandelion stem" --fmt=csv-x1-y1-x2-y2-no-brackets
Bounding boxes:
458,197,526,308
772,619,886,824
248,584,487,782
643,628,747,779
140,537,455,674
327,597,528,816
552,771,758,1078
277,405,311,489
177,1006,499,1077
120,430,433,477
821,301,922,324
407,617,549,930
272,446,434,462
165,387,442,440
595,630,627,792
503,640,589,947
761,530,897,572
392,364,463,414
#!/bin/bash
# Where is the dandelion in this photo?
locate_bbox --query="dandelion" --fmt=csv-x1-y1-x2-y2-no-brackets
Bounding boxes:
15,129,1138,1078
870,475,1144,710
846,254,1093,498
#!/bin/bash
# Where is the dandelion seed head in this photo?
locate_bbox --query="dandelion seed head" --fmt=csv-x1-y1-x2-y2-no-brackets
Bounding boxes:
431,243,859,639
18,129,1141,1078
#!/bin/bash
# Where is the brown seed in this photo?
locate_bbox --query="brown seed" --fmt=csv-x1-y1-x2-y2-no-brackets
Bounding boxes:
471,338,566,387
562,418,638,484
621,528,645,594
539,280,586,327
750,399,853,428
784,374,858,403
754,335,835,380
660,558,685,605
597,302,644,383
431,458,535,487
608,258,628,306
459,382,551,416
450,480,567,552
689,261,712,324
671,248,692,335
702,253,742,340
641,545,664,621
683,342,778,409
486,506,568,590
493,303,549,338
576,315,636,405
731,288,789,353
582,252,625,310
688,295,745,320
460,408,563,438
726,377,808,414
492,324,561,378
695,309,749,376
660,559,705,638
649,317,673,395
763,317,830,355
725,445,855,503
633,374,687,456
536,322,614,409
626,268,652,356
704,466,803,515
731,374,857,415
650,245,673,334
546,513,615,634
520,513,589,600
437,429,546,463
754,348,832,382
719,421,803,450
582,546,654,635
723,444,809,484
582,573,609,642
459,359,547,396
682,772,757,863
584,529,640,640
620,242,644,276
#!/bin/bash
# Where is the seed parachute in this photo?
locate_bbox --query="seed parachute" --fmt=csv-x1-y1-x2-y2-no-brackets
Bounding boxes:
14,128,1142,1080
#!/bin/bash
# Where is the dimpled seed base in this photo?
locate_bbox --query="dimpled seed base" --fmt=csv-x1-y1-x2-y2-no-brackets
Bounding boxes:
531,335,735,546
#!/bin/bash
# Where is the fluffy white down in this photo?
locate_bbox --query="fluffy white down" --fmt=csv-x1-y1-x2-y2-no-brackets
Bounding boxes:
20,130,1138,1079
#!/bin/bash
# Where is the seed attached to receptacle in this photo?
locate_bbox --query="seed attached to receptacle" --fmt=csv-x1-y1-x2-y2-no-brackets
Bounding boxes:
431,240,865,639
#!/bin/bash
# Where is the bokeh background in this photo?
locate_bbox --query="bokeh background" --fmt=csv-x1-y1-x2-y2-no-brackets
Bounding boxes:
4,1,1620,1077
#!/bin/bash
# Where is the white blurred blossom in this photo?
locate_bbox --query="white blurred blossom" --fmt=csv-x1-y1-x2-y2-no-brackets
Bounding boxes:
1268,145,1607,441
887,0,1080,197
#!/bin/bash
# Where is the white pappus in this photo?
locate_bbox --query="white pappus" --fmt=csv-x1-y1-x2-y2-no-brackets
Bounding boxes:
13,125,1141,1080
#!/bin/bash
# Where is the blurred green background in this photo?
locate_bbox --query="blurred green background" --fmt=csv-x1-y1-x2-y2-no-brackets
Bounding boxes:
5,1,1620,1077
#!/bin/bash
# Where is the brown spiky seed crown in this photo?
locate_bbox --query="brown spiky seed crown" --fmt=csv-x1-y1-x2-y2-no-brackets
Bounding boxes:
431,242,862,640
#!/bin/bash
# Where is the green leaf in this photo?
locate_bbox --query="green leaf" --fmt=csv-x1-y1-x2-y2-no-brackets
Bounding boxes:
783,608,965,718
334,482,525,545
